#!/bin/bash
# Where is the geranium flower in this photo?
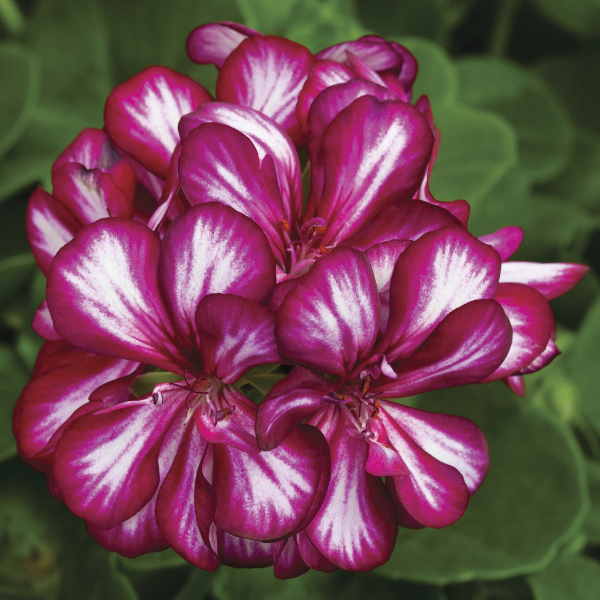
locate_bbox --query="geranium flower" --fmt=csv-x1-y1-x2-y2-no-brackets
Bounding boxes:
19,203,330,567
256,229,513,571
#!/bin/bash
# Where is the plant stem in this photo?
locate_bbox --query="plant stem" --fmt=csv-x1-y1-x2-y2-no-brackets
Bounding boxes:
489,0,520,57
0,0,24,36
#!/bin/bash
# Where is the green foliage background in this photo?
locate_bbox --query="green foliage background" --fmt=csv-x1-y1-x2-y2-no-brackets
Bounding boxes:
1,0,600,598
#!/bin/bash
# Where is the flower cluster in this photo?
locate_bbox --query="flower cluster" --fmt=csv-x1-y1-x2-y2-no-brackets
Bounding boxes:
13,22,588,576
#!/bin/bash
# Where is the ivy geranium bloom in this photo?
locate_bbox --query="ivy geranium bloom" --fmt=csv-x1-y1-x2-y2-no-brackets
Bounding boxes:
478,226,589,396
256,229,513,571
177,82,460,283
34,203,329,567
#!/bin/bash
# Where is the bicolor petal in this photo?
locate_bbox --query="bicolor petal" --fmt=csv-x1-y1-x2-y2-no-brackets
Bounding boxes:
479,226,524,261
105,66,211,178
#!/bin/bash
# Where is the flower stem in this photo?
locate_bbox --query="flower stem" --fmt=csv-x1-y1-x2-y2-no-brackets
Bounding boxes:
489,0,520,57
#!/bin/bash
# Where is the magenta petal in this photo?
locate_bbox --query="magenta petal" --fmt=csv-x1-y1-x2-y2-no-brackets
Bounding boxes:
53,128,111,172
156,415,219,570
306,410,397,571
365,240,412,294
213,425,329,541
504,375,526,397
365,417,409,478
179,123,287,265
519,335,560,374
195,387,260,454
86,501,167,558
380,401,489,494
47,219,185,372
277,248,380,378
482,283,553,382
304,79,398,217
257,366,334,451
13,353,135,461
53,386,182,528
159,203,276,346
52,163,134,224
317,37,404,72
267,279,297,310
186,22,261,67
216,36,315,145
179,102,302,226
384,412,470,528
500,261,589,300
217,529,273,568
26,187,81,276
196,294,280,384
32,301,61,342
105,66,211,178
344,200,463,251
316,96,434,246
296,531,338,573
273,537,309,579
479,226,524,261
296,60,354,135
381,227,501,361
374,300,512,398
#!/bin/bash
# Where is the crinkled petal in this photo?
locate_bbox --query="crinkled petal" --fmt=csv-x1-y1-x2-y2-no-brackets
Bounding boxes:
500,261,589,300
13,353,136,461
273,537,309,579
52,385,182,528
373,300,512,398
32,300,61,341
276,248,380,379
383,410,470,528
196,294,280,384
479,226,524,261
105,66,211,177
26,187,81,276
47,219,186,372
156,412,219,570
159,203,276,347
216,35,315,145
315,96,434,246
217,529,273,568
317,37,403,72
380,227,501,361
344,200,462,251
52,163,134,225
179,102,302,226
186,21,261,67
306,410,397,571
380,401,489,494
257,366,334,451
179,123,287,265
482,283,553,382
213,424,329,541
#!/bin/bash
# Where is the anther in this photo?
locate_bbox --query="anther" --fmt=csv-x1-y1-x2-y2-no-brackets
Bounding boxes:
319,245,331,255
361,375,371,395
152,390,163,406
281,220,290,233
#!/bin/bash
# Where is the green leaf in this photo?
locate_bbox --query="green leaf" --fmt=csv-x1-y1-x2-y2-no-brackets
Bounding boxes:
536,52,600,136
0,343,29,462
397,37,458,111
173,569,216,600
0,43,40,161
583,460,600,544
89,570,139,600
129,372,184,398
0,254,35,305
530,0,600,36
565,296,600,433
15,327,44,373
429,103,517,204
119,548,188,572
375,383,588,584
528,554,600,600
456,57,573,182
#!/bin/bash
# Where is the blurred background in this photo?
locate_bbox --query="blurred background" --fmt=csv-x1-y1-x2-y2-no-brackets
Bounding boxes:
1,0,600,598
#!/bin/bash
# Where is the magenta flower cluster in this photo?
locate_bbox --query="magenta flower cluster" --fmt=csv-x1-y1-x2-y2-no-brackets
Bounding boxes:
14,22,588,576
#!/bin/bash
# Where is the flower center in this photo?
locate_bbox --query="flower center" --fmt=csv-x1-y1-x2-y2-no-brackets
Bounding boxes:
278,218,330,281
327,374,382,433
